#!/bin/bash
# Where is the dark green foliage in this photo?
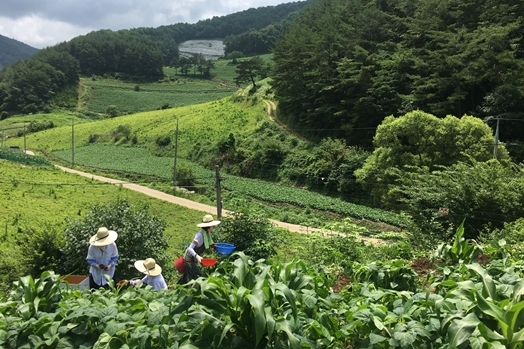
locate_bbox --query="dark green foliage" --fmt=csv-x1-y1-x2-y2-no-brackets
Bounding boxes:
105,104,119,118
174,163,195,188
288,232,364,268
271,0,524,147
355,110,509,206
279,138,369,200
66,30,163,78
26,120,54,134
347,259,418,292
234,57,267,88
215,199,278,261
0,34,39,68
59,200,169,281
14,226,65,277
110,124,131,142
395,160,524,238
155,135,171,147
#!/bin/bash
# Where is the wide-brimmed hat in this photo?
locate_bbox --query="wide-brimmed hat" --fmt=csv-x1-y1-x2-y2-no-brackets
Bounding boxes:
89,227,118,246
134,258,162,276
197,214,221,228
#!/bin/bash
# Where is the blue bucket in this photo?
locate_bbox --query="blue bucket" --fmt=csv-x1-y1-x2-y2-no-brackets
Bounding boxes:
215,243,236,255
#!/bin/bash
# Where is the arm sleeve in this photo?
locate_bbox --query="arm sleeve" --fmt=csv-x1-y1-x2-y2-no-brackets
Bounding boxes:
186,232,204,257
109,255,119,265
109,243,119,266
87,259,98,266
86,245,98,266
187,242,198,257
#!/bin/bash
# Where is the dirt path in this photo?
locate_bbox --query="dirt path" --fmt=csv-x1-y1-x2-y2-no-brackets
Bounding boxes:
263,100,308,141
56,165,382,244
57,166,329,235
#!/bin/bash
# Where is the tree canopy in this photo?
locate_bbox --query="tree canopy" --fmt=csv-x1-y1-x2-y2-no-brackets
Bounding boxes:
271,0,524,148
354,110,509,205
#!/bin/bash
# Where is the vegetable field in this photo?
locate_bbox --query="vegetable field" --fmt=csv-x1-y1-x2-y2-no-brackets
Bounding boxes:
81,79,233,114
2,228,524,348
53,144,408,227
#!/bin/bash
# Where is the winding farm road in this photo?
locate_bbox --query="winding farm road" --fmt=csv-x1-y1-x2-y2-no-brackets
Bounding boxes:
55,165,334,236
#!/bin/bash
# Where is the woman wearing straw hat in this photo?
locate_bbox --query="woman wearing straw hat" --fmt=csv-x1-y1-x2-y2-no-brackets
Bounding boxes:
86,227,119,290
178,214,220,285
129,258,168,291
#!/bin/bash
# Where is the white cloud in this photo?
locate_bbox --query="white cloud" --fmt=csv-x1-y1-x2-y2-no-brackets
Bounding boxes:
0,15,93,48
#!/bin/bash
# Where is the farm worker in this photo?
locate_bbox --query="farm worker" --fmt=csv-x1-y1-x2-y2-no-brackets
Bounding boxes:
128,258,168,291
86,227,119,290
177,214,220,285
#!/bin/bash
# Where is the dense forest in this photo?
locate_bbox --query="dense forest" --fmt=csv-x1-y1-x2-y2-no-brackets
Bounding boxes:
271,0,524,148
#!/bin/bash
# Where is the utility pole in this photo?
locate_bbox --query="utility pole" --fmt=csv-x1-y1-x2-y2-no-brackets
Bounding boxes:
23,123,26,153
173,119,179,188
493,118,500,160
215,165,222,219
72,120,75,166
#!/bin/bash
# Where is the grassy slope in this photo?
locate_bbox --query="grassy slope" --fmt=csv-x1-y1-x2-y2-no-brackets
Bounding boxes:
0,160,205,257
2,96,263,157
0,112,91,138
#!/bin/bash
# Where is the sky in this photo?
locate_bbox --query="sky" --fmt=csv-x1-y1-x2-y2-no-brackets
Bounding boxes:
0,0,296,49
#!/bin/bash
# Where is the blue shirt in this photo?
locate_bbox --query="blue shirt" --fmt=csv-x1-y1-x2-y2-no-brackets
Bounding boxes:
86,242,118,286
141,274,168,291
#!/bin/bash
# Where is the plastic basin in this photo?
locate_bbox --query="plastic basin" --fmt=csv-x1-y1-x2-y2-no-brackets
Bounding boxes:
215,243,236,255
201,258,217,267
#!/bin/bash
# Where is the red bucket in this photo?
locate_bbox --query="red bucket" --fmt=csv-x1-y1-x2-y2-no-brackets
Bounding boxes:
174,257,185,274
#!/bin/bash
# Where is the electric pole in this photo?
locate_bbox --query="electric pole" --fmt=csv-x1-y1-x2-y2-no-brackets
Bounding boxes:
23,123,26,153
173,119,179,188
493,118,500,160
72,120,75,166
215,165,222,219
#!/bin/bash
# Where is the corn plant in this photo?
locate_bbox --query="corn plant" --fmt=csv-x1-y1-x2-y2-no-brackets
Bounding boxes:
433,220,483,265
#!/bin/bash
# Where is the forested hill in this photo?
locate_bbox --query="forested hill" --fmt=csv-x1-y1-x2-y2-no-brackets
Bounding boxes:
0,34,39,69
0,1,311,117
132,0,314,64
271,0,524,147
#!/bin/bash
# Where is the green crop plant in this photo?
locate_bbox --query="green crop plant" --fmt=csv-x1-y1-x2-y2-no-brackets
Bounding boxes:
433,220,483,265
346,260,418,292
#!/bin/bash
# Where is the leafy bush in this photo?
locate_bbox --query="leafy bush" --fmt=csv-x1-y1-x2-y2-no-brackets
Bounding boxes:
110,124,132,142
215,199,279,261
175,162,195,188
396,160,524,239
288,232,364,268
58,199,169,281
106,104,119,117
15,225,65,277
155,135,171,147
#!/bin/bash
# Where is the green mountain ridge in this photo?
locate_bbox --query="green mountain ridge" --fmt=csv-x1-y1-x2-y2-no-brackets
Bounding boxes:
0,34,39,69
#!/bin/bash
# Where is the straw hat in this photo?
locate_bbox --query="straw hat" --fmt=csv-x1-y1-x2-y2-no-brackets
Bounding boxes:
134,258,162,276
89,227,118,246
197,214,221,228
